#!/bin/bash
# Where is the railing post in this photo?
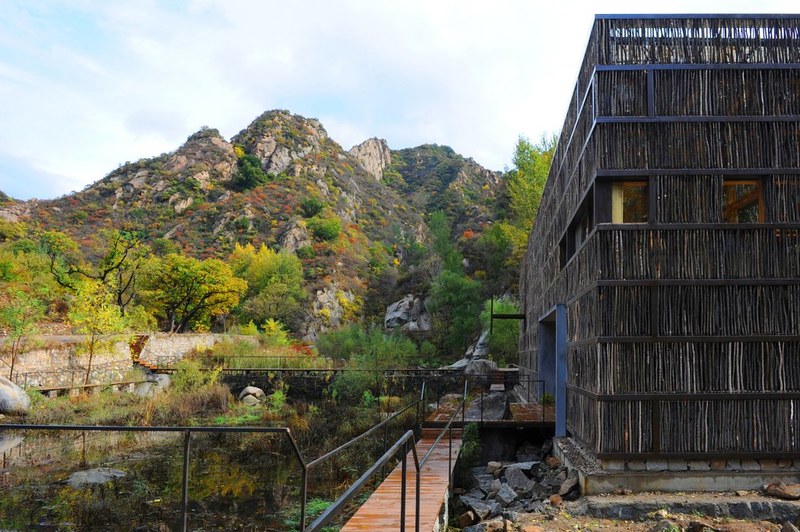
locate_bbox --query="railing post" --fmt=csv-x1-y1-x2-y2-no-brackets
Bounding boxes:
448,425,453,490
415,446,421,532
181,430,191,532
300,465,307,531
400,439,407,532
480,388,484,424
383,423,388,480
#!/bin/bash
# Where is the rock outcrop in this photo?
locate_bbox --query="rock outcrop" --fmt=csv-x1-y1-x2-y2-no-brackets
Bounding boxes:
279,219,312,253
233,110,327,176
349,138,391,181
384,294,431,332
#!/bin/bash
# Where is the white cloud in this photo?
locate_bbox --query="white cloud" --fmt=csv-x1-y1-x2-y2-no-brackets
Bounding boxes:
0,0,798,199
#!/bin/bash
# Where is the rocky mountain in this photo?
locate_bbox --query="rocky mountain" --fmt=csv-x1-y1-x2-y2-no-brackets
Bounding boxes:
4,110,506,337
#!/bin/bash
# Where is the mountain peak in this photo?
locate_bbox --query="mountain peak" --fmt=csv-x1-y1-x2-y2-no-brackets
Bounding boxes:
348,138,391,181
232,110,330,177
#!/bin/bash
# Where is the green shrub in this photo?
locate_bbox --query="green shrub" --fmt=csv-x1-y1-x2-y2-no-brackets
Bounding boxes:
171,359,221,394
238,320,260,335
300,198,325,218
454,422,481,487
295,246,315,260
307,216,341,241
234,154,269,190
479,298,521,367
261,318,290,346
331,370,376,404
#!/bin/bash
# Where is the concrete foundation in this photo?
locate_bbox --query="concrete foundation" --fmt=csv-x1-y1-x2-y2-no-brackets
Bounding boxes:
555,437,800,495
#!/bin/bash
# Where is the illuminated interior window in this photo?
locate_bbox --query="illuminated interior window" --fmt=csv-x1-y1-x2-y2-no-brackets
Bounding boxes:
612,181,648,223
722,179,763,223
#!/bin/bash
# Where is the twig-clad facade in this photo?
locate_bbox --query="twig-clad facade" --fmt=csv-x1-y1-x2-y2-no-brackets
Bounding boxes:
520,15,800,459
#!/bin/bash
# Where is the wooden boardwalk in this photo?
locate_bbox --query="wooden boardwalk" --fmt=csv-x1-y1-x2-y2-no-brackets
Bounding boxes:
425,400,555,426
341,428,462,531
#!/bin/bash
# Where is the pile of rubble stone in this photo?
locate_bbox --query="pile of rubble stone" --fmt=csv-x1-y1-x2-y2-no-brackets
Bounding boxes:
453,440,580,531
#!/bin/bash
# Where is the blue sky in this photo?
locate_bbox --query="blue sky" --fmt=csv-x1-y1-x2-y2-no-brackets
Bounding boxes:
1,1,798,200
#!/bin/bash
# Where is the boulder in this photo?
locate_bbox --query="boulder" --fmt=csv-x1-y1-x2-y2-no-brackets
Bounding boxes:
486,461,503,475
384,295,431,332
504,467,532,492
458,510,478,528
495,483,518,507
464,517,507,532
464,358,498,376
459,496,493,520
464,330,490,360
0,435,23,454
0,376,29,414
507,461,538,473
66,467,126,488
558,475,580,500
238,386,266,405
148,374,171,392
133,382,156,397
766,482,800,500
473,473,498,496
465,392,509,421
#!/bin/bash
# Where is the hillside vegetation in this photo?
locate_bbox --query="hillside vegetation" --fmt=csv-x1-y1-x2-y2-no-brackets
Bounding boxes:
0,110,554,363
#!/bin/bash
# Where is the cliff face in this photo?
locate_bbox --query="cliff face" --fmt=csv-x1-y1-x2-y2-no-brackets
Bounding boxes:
9,110,505,337
348,138,392,181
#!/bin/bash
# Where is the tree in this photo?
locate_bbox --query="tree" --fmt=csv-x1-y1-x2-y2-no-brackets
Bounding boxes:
141,254,247,332
68,280,128,385
228,243,306,331
0,290,44,380
479,298,521,367
40,228,146,315
427,270,482,358
506,134,557,232
428,211,462,273
233,153,269,190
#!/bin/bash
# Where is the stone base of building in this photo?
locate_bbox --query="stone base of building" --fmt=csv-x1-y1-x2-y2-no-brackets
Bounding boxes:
554,437,800,495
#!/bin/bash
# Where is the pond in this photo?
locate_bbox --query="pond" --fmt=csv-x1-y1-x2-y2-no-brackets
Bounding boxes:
0,429,322,530
0,405,415,531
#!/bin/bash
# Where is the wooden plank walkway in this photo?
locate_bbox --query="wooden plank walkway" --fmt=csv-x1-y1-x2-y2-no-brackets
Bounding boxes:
341,428,462,531
426,400,555,425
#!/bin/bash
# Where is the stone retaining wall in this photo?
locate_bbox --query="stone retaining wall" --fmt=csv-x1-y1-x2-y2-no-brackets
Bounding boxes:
1,334,232,389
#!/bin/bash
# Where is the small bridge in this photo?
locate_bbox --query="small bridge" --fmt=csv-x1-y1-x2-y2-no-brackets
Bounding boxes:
330,374,554,531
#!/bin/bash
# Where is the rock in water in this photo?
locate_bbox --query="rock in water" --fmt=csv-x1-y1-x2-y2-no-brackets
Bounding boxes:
67,467,127,488
0,376,30,414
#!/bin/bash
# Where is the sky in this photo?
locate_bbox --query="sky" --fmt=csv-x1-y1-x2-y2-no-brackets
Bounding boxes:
1,1,798,200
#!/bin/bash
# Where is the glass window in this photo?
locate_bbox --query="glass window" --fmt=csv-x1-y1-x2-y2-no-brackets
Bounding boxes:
612,181,648,223
722,180,763,223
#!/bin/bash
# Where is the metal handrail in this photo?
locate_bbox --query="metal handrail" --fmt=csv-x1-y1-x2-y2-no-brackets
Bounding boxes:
307,430,418,532
412,377,468,531
0,424,305,532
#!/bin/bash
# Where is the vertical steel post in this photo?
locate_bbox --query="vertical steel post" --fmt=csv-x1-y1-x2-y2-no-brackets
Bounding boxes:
382,423,388,480
480,389,484,424
400,439,407,532
181,430,191,532
448,425,453,489
300,466,307,531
